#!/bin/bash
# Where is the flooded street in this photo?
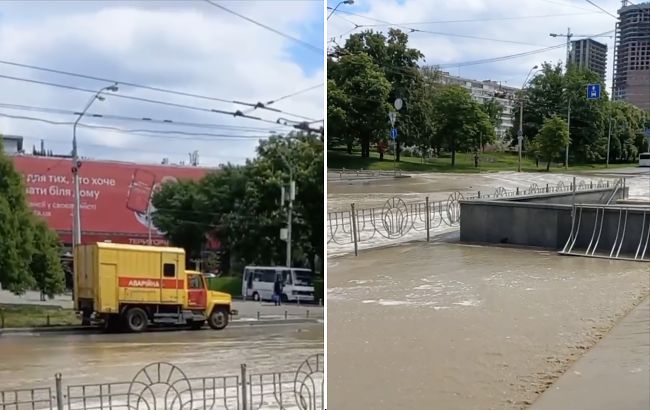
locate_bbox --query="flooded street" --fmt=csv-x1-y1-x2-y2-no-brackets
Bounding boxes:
327,242,650,409
328,170,650,211
327,170,650,256
0,323,323,389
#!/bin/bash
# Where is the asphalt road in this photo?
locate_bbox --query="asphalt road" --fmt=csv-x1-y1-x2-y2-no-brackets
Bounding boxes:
0,322,323,390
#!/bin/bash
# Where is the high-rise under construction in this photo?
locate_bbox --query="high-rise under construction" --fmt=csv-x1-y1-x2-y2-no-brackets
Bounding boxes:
613,1,650,111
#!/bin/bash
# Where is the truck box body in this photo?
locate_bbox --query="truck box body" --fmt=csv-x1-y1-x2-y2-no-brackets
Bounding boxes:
75,243,187,313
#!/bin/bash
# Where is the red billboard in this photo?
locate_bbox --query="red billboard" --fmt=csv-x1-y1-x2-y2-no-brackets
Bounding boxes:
11,155,211,246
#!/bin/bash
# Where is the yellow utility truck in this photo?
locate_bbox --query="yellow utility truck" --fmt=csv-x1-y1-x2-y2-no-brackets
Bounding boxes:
74,243,236,332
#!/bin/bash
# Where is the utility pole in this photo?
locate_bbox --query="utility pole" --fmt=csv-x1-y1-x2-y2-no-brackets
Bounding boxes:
607,22,619,168
278,149,294,268
518,65,539,172
566,97,571,169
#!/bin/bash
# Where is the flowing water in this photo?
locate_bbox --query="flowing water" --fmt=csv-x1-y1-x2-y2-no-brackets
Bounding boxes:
328,242,649,409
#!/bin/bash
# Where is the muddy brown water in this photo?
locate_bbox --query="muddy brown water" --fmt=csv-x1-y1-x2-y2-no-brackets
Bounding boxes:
0,323,323,389
327,242,649,409
327,171,650,211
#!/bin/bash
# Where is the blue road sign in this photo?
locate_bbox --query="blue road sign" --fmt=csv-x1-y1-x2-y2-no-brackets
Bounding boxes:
587,84,601,100
390,128,398,139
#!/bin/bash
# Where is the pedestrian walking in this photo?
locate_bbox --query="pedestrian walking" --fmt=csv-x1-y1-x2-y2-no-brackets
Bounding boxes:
273,276,283,306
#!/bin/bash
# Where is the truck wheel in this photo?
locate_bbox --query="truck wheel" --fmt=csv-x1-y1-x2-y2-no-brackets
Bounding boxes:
124,307,148,333
208,308,229,330
252,292,260,301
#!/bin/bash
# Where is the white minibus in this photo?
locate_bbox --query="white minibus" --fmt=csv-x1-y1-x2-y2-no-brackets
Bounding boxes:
242,266,315,303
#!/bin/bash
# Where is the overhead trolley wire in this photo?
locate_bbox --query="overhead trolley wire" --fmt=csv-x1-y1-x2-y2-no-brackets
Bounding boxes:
0,59,317,122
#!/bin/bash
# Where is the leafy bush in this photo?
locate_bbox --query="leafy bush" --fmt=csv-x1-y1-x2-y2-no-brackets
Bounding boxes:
206,276,241,297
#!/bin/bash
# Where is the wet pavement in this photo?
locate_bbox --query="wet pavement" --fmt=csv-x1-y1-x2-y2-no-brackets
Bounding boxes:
327,242,650,410
0,322,323,389
530,297,649,410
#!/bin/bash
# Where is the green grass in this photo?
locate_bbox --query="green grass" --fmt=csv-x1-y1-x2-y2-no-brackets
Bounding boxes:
328,148,634,173
0,305,79,328
206,276,242,297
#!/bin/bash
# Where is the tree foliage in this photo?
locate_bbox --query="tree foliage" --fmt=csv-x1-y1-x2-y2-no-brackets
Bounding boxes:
512,61,647,163
0,138,65,295
432,85,495,166
30,220,66,297
535,116,570,171
328,53,391,158
152,133,323,275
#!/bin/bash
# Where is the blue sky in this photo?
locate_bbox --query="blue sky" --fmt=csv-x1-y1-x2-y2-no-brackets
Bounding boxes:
0,0,324,165
327,0,623,91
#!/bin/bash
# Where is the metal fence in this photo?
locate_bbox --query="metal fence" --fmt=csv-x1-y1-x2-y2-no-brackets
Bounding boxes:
0,354,323,410
328,178,619,255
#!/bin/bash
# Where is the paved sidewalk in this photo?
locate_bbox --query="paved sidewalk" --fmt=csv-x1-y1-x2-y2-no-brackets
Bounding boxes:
530,296,650,410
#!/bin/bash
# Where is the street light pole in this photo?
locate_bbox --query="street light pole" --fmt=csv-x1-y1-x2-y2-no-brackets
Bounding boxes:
327,0,354,20
518,65,538,172
72,84,118,248
71,84,117,303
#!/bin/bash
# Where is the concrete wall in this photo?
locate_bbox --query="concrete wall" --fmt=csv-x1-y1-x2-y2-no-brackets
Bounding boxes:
460,201,573,249
500,187,628,205
459,187,640,254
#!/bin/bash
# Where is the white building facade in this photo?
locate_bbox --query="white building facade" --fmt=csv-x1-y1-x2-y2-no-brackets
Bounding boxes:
437,72,519,141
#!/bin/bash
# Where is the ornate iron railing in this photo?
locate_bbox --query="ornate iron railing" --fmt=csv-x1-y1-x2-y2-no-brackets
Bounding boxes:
328,178,619,255
0,354,323,410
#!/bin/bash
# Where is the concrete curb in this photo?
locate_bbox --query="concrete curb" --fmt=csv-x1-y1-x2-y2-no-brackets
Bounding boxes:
0,318,322,336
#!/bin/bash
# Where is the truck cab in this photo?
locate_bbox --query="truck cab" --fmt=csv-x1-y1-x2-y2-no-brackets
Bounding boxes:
185,270,236,330
74,243,237,332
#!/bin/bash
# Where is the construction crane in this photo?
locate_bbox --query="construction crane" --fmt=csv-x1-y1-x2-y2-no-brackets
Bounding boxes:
549,28,613,71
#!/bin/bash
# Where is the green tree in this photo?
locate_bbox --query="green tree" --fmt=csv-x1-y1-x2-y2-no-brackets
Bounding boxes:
151,180,209,268
30,219,65,298
563,67,608,162
432,85,487,166
608,101,649,162
481,97,503,149
327,79,352,153
0,139,35,294
152,133,323,275
328,53,391,158
536,116,570,171
512,62,565,147
336,29,424,160
513,62,610,163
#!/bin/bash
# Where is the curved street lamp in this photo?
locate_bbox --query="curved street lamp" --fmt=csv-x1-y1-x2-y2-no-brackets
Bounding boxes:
72,84,118,245
328,0,354,20
518,65,539,172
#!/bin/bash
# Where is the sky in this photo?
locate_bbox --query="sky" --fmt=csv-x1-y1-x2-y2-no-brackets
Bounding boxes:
0,0,324,166
327,0,626,91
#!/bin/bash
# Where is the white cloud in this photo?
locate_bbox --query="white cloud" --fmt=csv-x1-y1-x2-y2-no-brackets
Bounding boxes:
328,0,621,89
0,1,324,166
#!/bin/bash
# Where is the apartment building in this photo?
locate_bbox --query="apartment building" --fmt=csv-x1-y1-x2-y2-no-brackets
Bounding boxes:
613,1,650,111
437,72,519,139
